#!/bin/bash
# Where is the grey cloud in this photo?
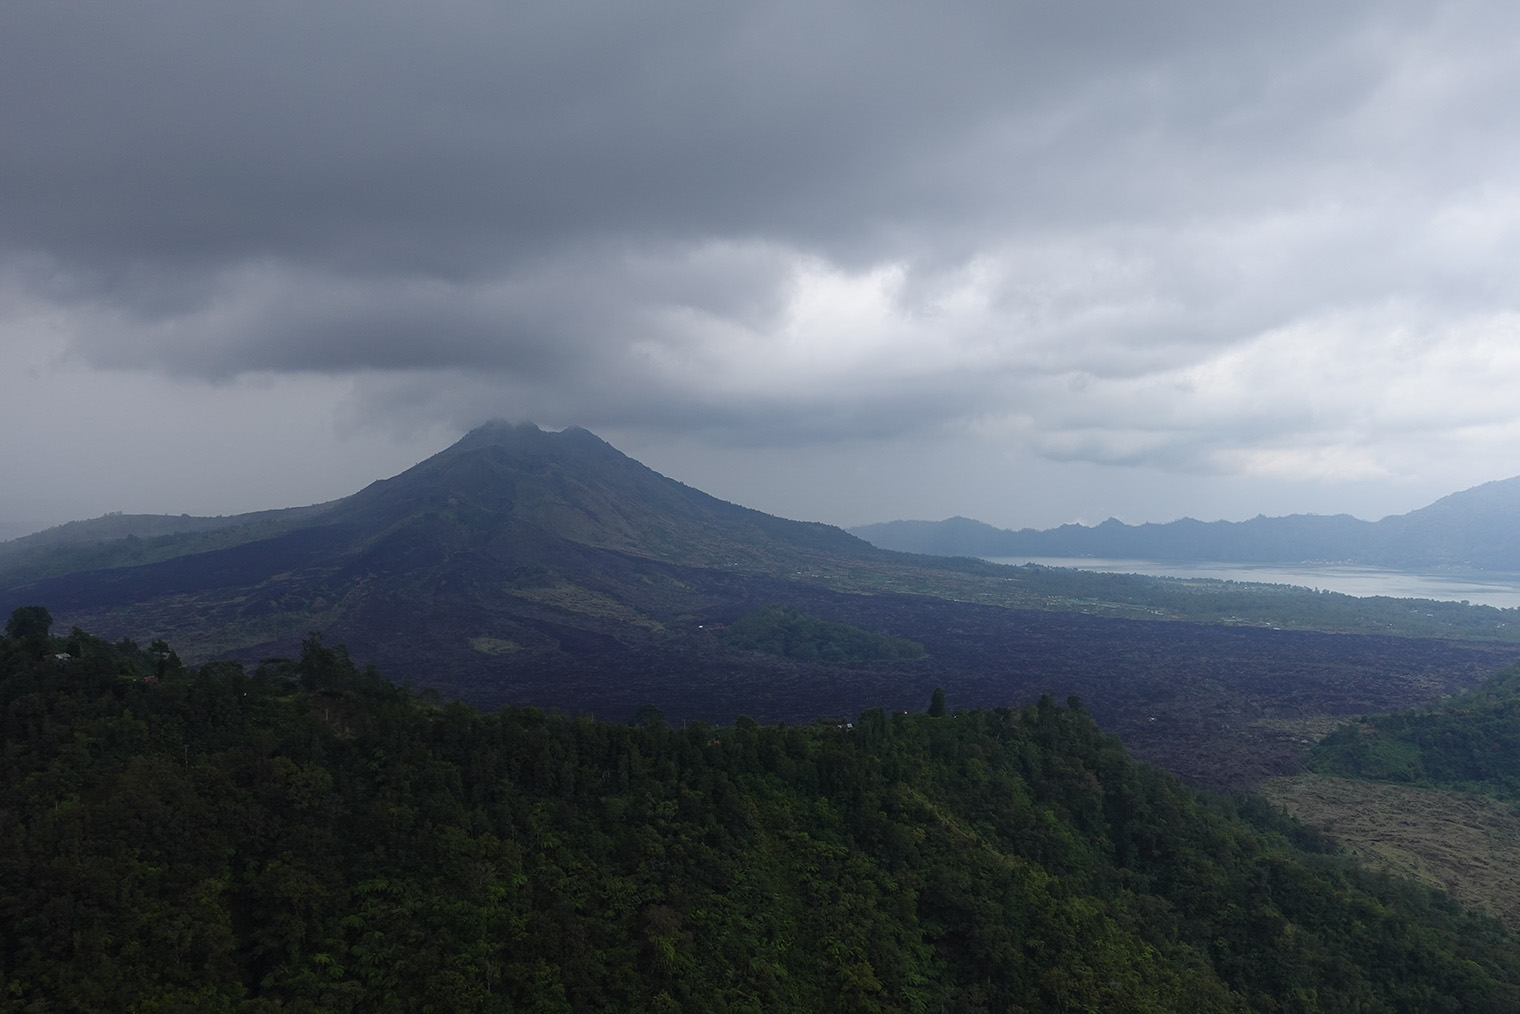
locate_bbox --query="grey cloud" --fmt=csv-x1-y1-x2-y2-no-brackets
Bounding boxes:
2,0,1420,272
63,242,802,380
9,0,1520,485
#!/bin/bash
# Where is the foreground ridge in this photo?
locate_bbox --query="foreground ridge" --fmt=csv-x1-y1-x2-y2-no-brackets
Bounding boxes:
4,612,1519,1012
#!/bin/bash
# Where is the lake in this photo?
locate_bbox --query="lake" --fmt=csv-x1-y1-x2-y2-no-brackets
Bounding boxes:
982,557,1520,610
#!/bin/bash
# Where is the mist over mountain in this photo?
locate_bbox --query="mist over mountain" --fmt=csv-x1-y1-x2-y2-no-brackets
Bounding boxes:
852,476,1520,571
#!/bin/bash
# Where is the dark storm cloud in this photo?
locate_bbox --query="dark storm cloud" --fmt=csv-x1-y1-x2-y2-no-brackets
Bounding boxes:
2,0,1398,273
8,0,1520,484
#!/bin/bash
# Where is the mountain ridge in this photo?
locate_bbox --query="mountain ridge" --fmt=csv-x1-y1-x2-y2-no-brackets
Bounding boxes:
852,475,1520,570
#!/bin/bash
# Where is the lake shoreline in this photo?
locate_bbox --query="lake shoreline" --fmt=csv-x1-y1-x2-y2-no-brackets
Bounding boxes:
984,556,1520,610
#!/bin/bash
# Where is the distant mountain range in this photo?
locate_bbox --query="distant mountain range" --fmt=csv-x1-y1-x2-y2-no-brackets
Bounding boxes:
850,476,1520,571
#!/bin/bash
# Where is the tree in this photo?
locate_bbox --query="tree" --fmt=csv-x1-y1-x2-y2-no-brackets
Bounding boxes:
928,687,946,718
5,605,53,652
298,632,356,691
149,638,184,679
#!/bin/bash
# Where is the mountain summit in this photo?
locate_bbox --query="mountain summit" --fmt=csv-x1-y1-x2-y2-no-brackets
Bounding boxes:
1,421,874,582
325,420,874,567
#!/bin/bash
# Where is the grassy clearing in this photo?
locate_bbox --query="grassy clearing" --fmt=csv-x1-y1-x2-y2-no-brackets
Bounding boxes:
1252,715,1349,743
1261,773,1520,926
505,581,666,632
469,636,522,655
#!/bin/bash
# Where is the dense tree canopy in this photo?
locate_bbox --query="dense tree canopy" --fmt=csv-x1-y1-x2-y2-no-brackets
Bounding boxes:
1310,662,1520,796
3,605,50,653
3,609,1520,1012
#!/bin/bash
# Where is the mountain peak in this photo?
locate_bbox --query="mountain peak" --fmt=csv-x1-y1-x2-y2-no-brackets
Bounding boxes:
454,418,543,448
446,420,623,464
332,421,874,570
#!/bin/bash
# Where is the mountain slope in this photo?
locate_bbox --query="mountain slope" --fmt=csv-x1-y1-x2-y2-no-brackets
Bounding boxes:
853,476,1520,570
0,503,339,586
1373,476,1520,569
324,421,876,568
0,422,874,587
0,422,892,688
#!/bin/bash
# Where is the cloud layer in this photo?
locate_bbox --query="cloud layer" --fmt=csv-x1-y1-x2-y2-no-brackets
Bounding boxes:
7,1,1520,525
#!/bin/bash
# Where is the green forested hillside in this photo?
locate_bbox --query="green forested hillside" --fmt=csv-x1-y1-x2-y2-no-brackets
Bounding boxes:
1309,662,1520,796
5,612,1520,1013
1271,664,1520,926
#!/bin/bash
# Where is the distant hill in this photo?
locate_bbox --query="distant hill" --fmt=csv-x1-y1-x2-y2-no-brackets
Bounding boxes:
0,520,45,541
0,504,338,586
852,476,1520,570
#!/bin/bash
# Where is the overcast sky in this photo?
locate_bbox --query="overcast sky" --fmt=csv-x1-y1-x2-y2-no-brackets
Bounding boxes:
7,1,1520,537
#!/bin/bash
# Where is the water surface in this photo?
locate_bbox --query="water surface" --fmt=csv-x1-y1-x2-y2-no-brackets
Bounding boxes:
983,557,1520,610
